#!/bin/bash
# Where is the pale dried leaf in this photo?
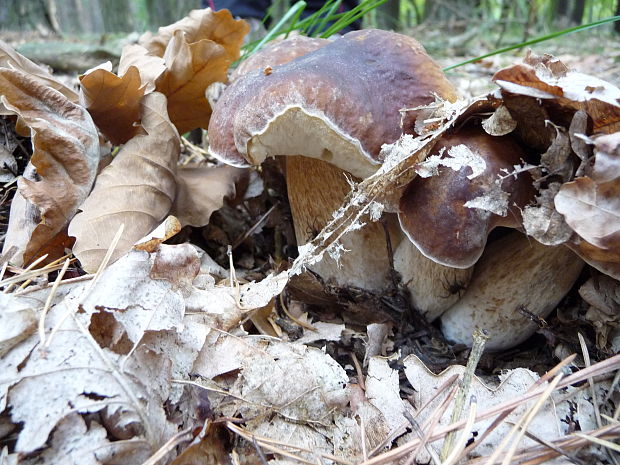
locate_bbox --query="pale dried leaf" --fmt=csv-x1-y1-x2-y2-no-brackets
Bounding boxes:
296,321,345,344
139,8,249,62
192,330,260,380
0,69,100,266
494,52,620,134
155,30,230,134
366,357,408,434
28,414,111,465
482,104,517,136
464,181,510,216
231,339,349,429
68,92,180,272
117,44,166,89
403,354,609,460
79,65,146,145
172,164,246,227
555,133,620,279
79,249,189,343
0,295,36,356
364,323,390,365
5,305,176,454
0,40,78,106
523,182,573,245
415,144,486,180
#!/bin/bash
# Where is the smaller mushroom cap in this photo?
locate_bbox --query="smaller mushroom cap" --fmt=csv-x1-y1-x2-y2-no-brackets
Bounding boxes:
398,127,535,268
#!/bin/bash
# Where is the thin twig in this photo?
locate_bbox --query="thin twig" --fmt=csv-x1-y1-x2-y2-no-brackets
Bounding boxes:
38,258,71,346
441,329,488,460
443,397,478,465
462,353,577,457
141,427,193,465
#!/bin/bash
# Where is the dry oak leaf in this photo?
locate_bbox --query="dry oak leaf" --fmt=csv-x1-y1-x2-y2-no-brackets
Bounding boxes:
118,44,167,90
4,308,176,458
0,69,100,266
155,29,230,135
0,40,78,107
139,8,249,62
68,92,180,273
555,132,620,279
172,164,247,227
79,62,147,145
493,51,620,134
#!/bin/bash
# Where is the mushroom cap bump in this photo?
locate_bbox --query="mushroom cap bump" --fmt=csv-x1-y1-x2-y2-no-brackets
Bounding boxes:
208,29,458,178
231,35,331,81
398,127,536,269
440,231,584,351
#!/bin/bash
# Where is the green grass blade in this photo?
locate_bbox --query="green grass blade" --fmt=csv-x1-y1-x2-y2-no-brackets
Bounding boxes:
320,0,388,37
444,15,620,71
312,0,342,36
246,1,307,56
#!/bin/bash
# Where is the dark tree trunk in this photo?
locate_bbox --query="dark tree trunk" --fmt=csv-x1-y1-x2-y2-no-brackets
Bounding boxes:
615,0,620,34
571,0,585,24
0,0,55,33
555,0,585,25
376,0,399,30
556,0,569,17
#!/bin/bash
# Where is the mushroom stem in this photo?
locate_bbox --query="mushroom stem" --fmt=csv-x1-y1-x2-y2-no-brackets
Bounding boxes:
440,231,584,351
286,156,396,292
393,240,473,321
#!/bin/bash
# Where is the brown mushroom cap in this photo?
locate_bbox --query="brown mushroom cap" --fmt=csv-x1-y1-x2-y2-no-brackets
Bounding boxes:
208,29,457,178
231,35,331,81
398,127,535,269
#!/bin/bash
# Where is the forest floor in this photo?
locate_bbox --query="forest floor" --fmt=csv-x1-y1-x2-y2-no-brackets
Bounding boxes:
1,20,619,465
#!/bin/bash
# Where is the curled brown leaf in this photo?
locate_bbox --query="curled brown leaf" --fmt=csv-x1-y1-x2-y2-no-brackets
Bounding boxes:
68,92,180,272
172,164,247,227
0,68,100,266
138,8,249,62
155,29,230,134
556,132,620,279
0,40,78,106
79,64,146,145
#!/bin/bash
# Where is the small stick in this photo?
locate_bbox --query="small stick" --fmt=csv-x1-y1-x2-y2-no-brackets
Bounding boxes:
441,328,488,461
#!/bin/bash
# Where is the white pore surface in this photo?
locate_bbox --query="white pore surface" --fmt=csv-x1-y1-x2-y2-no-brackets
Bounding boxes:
245,106,379,179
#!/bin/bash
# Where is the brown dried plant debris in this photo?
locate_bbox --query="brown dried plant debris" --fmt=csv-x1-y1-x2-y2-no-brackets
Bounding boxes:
556,132,620,280
79,63,147,145
138,8,249,63
490,52,620,281
68,92,180,273
79,8,248,144
0,68,100,267
154,29,230,135
0,40,79,106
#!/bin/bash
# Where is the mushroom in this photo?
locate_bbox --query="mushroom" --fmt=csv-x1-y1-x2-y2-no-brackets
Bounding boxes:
392,126,536,320
440,231,584,351
208,29,459,293
396,124,585,347
398,126,536,269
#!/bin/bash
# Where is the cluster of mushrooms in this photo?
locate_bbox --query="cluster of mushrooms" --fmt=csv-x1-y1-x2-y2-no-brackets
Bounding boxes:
207,29,584,351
